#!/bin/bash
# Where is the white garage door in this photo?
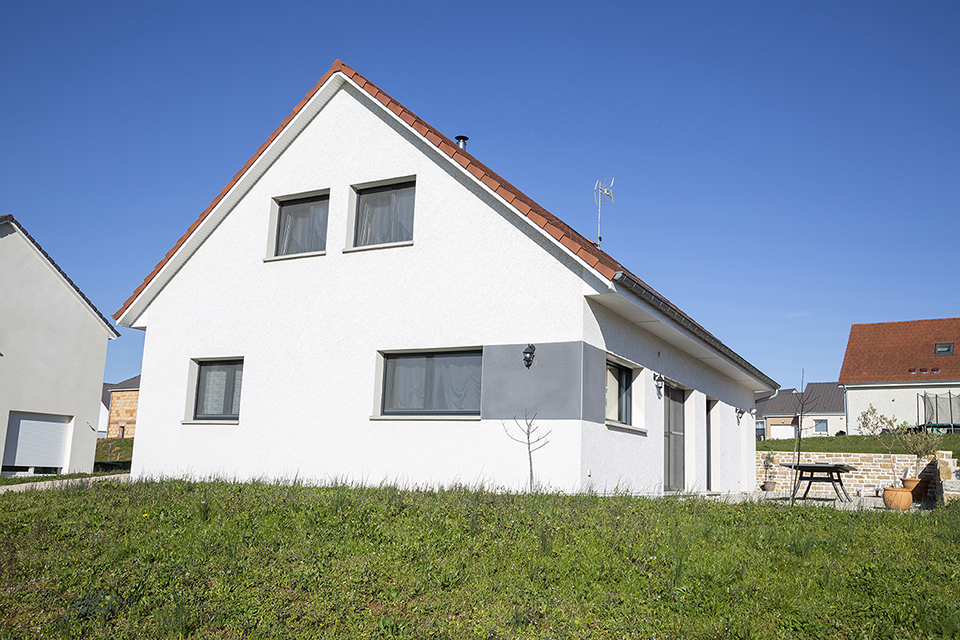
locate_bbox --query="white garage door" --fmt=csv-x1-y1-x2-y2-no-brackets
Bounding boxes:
3,412,71,468
770,424,795,440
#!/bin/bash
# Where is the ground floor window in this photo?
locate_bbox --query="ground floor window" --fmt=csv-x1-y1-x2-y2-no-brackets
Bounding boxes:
382,351,481,415
756,420,766,440
195,360,243,420
605,362,632,425
814,419,828,433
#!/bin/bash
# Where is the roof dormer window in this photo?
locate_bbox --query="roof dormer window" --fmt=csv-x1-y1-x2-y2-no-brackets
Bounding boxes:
935,342,954,355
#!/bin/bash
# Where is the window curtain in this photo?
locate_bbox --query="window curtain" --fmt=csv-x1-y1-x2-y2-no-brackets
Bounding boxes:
277,199,328,255
197,362,243,419
383,352,481,414
355,185,415,246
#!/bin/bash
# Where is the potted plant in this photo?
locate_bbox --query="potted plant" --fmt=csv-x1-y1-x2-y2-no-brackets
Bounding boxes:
896,422,941,502
857,405,911,510
761,451,776,491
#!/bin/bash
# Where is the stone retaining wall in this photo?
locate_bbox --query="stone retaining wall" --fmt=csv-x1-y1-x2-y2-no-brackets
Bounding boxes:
756,450,957,501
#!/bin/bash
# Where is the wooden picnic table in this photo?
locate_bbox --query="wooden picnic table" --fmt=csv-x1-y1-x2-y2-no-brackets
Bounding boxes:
780,462,856,503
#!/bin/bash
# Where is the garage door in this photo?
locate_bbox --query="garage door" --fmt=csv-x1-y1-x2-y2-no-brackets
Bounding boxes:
3,412,71,469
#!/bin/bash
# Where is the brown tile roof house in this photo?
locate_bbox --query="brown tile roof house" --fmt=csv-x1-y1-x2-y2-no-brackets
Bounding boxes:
839,318,960,429
839,318,960,384
113,60,776,392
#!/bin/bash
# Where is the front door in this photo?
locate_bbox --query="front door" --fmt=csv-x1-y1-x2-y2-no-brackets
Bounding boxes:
664,386,685,491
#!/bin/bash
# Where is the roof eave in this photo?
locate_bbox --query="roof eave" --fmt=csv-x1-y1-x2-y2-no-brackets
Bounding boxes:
612,271,778,391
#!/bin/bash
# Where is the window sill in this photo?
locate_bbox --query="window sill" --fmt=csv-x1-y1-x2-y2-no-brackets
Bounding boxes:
343,240,414,254
605,420,646,434
370,414,481,422
181,419,240,425
263,250,326,263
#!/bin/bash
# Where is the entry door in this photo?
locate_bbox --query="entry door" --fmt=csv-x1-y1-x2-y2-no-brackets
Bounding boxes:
664,386,685,491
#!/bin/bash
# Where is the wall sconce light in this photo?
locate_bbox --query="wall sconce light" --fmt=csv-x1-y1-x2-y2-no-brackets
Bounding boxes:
522,344,536,369
653,373,664,391
736,408,746,420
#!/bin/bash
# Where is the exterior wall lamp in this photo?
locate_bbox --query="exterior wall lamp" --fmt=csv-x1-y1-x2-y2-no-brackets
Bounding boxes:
736,408,746,420
653,373,664,391
522,344,536,368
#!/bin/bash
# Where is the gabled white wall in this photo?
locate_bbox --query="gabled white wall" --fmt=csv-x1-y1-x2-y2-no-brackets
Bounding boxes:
132,85,593,490
0,224,111,472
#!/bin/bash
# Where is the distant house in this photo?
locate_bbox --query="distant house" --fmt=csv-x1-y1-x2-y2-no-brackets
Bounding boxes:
754,382,846,440
114,60,777,493
0,215,119,475
840,318,960,431
100,375,141,439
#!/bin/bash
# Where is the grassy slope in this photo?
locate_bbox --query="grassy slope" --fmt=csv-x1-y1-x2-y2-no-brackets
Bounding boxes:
1,480,958,639
95,438,134,463
759,433,960,459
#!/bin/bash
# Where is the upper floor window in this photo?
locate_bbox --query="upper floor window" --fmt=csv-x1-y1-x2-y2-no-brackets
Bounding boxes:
355,181,415,247
382,350,480,415
935,342,954,356
605,362,632,425
276,194,329,256
195,359,243,420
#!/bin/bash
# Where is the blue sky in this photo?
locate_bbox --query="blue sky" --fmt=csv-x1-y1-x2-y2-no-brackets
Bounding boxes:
2,1,957,389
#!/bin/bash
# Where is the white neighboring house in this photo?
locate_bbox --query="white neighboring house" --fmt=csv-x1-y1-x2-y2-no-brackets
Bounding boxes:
0,215,119,475
115,60,778,493
840,318,960,431
754,382,846,440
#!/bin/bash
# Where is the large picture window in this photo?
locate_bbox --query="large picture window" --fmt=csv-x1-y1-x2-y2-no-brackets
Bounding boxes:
354,181,415,247
605,362,632,425
276,195,329,256
382,351,481,415
195,360,243,420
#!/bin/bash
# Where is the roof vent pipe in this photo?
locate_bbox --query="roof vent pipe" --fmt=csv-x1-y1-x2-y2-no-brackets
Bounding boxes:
455,135,469,150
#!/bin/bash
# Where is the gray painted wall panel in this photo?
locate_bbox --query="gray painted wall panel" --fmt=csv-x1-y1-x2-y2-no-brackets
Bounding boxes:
481,342,584,420
581,342,606,424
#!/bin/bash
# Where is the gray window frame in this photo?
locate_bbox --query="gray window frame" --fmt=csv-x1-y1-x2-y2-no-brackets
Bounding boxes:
606,362,632,425
381,350,482,416
275,194,330,256
194,359,244,421
935,342,955,356
354,181,416,247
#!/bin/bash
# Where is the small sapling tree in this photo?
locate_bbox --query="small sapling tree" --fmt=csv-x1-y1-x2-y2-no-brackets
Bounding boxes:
502,411,552,493
857,404,899,486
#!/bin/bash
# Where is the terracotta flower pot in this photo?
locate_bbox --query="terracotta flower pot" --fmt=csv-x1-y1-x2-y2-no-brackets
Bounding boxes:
901,477,930,502
882,487,912,510
762,481,776,492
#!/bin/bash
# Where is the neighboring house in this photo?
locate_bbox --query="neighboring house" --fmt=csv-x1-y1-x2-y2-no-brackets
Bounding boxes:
114,60,778,493
840,318,960,432
754,382,846,440
0,215,120,475
100,375,141,439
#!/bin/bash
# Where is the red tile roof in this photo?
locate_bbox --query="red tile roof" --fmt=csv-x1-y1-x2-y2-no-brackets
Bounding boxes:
838,318,960,384
111,61,775,389
1,214,120,338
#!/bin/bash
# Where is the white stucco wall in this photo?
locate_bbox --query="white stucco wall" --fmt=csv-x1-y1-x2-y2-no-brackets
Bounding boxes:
799,413,847,437
846,384,960,432
127,82,765,493
0,222,113,472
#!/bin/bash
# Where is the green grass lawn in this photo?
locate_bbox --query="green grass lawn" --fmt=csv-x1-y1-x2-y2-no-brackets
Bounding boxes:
1,480,958,639
759,433,960,459
95,437,134,463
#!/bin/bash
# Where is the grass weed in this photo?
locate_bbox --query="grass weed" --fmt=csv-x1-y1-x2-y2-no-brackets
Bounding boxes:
0,479,958,638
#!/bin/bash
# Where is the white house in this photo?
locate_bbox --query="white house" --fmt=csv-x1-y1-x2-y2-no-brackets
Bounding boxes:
0,215,119,475
115,60,778,493
840,318,960,431
755,382,846,440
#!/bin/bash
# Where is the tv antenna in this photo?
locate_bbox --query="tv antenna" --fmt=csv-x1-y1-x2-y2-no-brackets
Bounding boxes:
594,178,614,248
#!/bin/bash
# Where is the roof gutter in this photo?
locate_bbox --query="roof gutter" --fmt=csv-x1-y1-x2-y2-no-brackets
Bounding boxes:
612,271,778,392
